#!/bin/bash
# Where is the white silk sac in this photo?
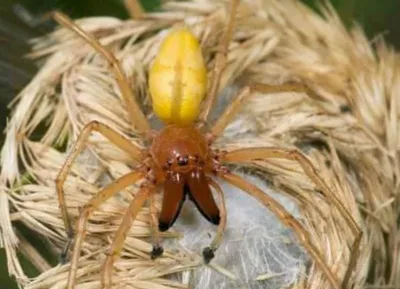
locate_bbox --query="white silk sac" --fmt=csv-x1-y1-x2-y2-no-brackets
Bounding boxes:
165,173,307,289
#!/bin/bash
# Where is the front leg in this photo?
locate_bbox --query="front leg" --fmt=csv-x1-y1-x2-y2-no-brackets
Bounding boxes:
209,82,315,140
124,0,144,19
56,120,145,262
66,171,144,289
102,185,154,289
198,0,240,123
221,147,359,234
218,170,341,289
52,12,151,137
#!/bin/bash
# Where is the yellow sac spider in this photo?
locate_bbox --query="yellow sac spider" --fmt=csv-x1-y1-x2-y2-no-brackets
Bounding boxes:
52,1,358,289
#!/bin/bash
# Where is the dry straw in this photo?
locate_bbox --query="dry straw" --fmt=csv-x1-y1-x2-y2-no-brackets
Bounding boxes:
0,0,398,288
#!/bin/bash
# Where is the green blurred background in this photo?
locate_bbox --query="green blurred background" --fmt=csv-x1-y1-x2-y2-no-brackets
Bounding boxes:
0,0,399,288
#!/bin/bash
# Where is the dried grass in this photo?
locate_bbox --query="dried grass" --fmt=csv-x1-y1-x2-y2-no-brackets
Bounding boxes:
1,0,399,288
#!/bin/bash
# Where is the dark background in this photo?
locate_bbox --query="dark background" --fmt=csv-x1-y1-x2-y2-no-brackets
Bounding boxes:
0,0,399,288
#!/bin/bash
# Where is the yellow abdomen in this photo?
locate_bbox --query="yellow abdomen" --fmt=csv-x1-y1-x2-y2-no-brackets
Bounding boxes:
149,28,207,125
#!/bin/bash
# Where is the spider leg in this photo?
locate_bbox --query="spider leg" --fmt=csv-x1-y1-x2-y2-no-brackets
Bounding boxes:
66,171,144,289
124,0,145,19
342,230,362,288
203,177,227,263
101,185,154,289
198,0,239,123
52,12,151,137
218,171,341,289
149,193,163,259
221,147,359,234
56,120,145,263
210,82,313,139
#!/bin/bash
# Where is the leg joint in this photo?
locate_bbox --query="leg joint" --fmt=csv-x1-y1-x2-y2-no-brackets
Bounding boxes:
84,120,101,131
55,177,63,188
79,204,92,217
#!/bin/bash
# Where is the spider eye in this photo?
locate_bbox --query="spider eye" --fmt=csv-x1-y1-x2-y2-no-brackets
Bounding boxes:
149,28,207,125
177,156,189,166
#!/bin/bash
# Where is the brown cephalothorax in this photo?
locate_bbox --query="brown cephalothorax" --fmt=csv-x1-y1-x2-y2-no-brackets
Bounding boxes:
53,1,358,289
149,125,220,231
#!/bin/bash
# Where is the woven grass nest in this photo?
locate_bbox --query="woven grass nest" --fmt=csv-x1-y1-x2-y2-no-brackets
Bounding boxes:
1,0,399,288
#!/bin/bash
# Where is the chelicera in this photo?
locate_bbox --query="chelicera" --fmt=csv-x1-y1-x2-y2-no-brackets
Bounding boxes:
52,1,358,289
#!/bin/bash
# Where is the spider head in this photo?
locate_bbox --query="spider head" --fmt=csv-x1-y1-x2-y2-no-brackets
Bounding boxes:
151,125,210,174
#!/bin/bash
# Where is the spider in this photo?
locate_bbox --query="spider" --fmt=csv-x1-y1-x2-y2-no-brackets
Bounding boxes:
53,0,358,288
